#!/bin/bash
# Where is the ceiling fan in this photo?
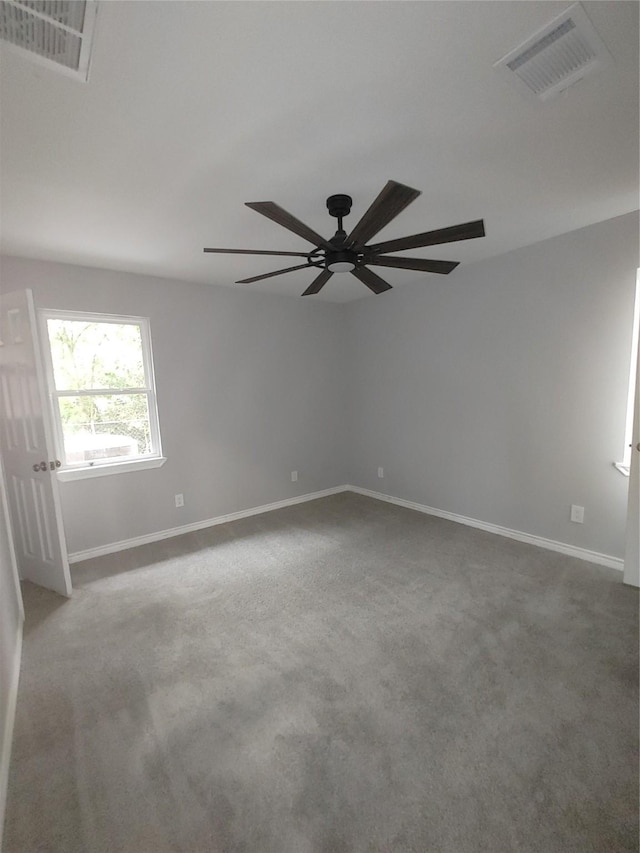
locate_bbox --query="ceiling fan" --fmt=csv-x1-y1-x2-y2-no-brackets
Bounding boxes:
203,180,485,296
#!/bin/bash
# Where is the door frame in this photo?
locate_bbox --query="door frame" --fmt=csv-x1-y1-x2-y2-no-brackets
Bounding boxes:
623,335,640,586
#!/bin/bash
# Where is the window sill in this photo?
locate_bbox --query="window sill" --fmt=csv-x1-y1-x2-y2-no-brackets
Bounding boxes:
57,457,167,482
614,462,630,477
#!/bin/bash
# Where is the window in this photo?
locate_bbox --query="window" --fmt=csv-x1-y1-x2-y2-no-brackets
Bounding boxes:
40,311,165,480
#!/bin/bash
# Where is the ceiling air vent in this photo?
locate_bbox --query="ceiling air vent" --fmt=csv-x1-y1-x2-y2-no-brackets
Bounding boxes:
0,0,98,81
494,2,613,101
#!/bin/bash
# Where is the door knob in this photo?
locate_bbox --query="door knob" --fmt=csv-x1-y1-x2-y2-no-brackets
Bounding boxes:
49,460,61,470
32,461,47,472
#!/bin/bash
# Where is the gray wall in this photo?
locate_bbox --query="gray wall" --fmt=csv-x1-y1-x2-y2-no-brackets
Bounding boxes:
1,211,637,561
0,455,22,845
0,257,349,554
345,212,639,560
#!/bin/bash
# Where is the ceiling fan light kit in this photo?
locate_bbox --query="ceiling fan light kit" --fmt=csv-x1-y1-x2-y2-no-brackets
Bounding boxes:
326,252,356,273
204,180,485,296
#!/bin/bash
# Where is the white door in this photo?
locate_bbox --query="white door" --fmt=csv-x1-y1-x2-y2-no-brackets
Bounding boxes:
623,341,640,587
0,289,72,597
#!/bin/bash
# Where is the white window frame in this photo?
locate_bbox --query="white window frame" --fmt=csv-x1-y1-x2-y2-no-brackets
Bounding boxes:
615,270,640,477
39,309,166,481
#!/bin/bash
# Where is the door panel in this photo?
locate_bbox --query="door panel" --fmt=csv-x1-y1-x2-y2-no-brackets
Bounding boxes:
0,289,71,597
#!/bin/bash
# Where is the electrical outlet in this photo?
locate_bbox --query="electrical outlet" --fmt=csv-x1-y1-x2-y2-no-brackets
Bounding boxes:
378,467,384,478
291,471,298,482
570,504,584,523
175,493,184,508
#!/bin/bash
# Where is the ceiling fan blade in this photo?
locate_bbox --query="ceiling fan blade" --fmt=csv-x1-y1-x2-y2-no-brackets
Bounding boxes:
365,219,485,255
351,266,393,295
301,269,333,296
347,180,421,249
204,247,310,257
368,256,459,274
245,201,333,250
236,262,319,284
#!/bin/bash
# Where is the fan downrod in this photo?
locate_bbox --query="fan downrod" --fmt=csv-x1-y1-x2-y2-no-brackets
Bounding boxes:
326,194,352,248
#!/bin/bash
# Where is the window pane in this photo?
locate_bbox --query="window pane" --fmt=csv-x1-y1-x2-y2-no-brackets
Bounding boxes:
47,320,145,390
57,394,153,464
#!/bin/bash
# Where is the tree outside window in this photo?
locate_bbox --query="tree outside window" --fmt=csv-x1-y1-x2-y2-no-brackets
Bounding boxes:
43,313,162,469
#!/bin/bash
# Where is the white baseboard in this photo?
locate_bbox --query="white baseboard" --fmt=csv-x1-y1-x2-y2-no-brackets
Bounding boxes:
69,482,623,572
0,620,22,851
347,485,624,571
69,485,349,563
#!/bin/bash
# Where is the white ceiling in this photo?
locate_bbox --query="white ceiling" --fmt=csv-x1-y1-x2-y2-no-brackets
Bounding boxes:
0,1,638,303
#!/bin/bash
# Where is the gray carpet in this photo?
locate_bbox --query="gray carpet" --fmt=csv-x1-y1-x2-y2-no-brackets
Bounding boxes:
4,492,639,852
